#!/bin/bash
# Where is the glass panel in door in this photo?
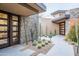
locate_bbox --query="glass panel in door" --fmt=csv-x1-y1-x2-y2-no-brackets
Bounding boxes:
0,13,8,47
12,15,19,44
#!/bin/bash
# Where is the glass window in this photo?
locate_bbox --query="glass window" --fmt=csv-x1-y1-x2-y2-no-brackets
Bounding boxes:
0,13,8,19
13,21,18,26
0,26,7,31
0,39,7,44
12,16,18,21
0,20,7,25
13,37,17,42
13,27,18,31
0,33,7,38
13,32,18,36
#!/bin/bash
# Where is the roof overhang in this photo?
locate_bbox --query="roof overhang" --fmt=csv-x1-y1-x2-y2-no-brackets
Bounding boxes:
52,14,70,24
51,10,67,16
0,3,46,16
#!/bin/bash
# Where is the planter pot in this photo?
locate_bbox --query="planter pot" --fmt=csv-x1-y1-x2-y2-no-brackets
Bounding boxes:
73,45,79,56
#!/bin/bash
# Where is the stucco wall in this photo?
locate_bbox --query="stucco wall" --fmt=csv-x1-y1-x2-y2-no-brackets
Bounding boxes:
20,14,39,44
39,17,59,36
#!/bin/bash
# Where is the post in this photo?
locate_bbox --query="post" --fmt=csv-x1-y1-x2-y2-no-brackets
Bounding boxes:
75,17,79,54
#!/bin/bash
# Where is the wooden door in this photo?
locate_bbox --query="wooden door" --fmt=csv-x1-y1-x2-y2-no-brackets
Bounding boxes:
0,10,20,48
0,12,9,48
59,22,65,35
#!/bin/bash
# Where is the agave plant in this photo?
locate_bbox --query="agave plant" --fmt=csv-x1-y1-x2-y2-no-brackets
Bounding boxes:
37,44,42,49
32,40,37,46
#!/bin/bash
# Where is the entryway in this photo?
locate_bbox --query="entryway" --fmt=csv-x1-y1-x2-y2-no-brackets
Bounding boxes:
59,21,65,35
0,10,20,48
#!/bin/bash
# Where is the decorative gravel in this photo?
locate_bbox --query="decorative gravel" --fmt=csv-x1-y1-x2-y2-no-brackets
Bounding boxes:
21,41,54,56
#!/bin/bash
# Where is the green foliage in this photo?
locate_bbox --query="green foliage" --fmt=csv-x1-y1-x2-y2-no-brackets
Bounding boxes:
76,23,79,44
45,40,48,45
38,40,42,43
42,42,45,47
32,40,37,46
32,39,51,49
49,31,57,38
66,25,77,43
48,40,51,43
37,44,42,49
49,32,53,38
42,39,46,42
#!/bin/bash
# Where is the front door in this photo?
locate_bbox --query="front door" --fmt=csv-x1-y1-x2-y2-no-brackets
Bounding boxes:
11,15,20,45
0,11,20,48
59,21,65,35
0,12,9,48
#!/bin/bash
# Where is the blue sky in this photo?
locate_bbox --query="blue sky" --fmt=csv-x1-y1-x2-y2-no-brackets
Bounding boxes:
40,3,79,18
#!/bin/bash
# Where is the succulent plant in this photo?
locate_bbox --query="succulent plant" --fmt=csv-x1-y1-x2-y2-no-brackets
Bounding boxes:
42,42,45,47
32,40,37,46
45,41,48,45
37,44,42,49
38,40,42,43
42,39,46,42
48,40,51,43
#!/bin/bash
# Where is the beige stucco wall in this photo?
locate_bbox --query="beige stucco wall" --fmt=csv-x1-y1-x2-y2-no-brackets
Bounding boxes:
39,17,59,36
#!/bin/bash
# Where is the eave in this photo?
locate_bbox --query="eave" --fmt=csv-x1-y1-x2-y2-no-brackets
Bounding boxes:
52,14,70,24
0,3,46,16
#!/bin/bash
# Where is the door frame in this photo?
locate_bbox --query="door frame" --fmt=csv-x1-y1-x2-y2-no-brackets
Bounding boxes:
0,10,21,49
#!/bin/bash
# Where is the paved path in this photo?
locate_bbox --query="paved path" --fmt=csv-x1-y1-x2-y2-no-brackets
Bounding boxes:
0,45,35,56
46,35,74,56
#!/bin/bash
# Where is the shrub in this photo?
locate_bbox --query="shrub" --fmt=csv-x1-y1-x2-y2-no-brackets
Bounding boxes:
45,35,47,37
48,40,51,43
38,40,42,43
32,40,37,46
42,42,45,47
45,41,48,45
49,32,52,38
42,39,46,42
66,25,77,43
37,44,42,49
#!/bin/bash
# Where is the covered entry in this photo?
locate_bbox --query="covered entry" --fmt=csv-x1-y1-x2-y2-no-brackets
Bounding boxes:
52,14,70,35
0,3,46,48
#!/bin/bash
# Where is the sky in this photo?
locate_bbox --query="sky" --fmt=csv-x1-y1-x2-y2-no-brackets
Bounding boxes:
39,3,79,18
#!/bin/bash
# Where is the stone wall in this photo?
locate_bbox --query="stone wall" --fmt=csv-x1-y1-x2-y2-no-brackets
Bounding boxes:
20,14,39,44
65,19,70,35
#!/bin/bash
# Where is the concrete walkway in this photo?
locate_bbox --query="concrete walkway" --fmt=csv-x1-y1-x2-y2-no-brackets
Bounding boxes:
0,35,74,56
46,35,74,56
0,45,35,56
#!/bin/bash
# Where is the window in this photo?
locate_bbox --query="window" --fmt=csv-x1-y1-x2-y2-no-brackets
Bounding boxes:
12,16,18,21
0,33,7,38
0,13,8,19
13,21,18,26
13,27,18,31
13,32,18,37
12,15,19,44
0,20,7,25
0,26,7,31
0,13,8,45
